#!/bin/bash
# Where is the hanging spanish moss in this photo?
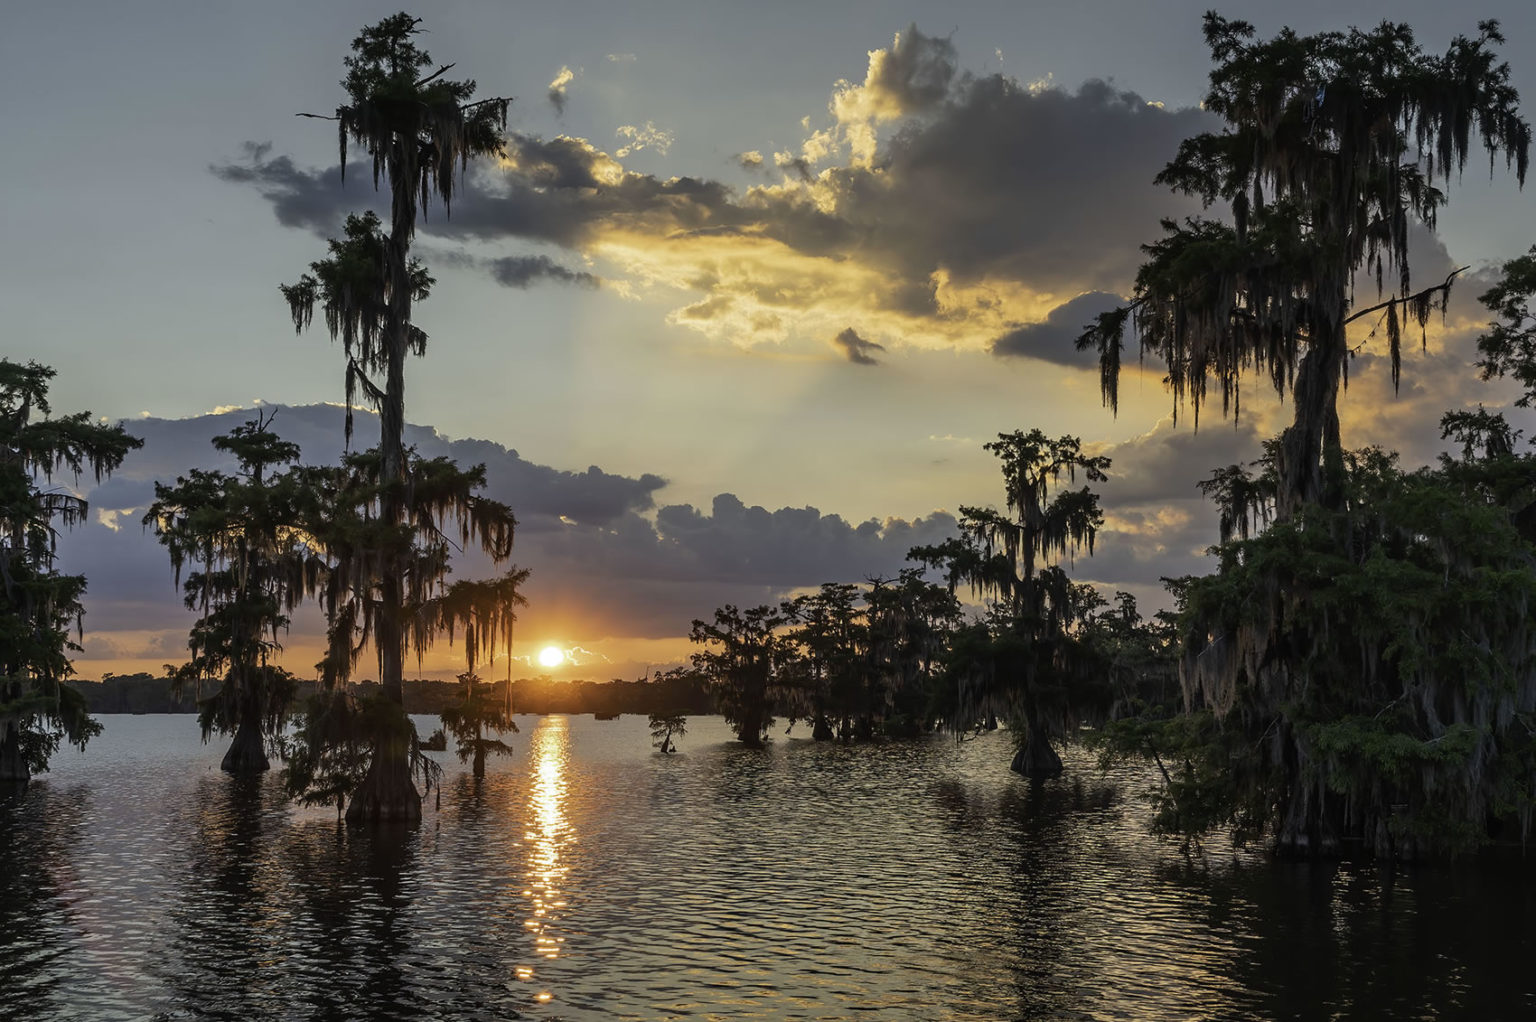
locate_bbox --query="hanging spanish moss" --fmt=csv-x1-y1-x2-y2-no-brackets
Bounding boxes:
1078,15,1529,515
280,14,516,823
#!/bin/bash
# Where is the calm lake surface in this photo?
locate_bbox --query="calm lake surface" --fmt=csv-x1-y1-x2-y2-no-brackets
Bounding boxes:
2,714,1533,1021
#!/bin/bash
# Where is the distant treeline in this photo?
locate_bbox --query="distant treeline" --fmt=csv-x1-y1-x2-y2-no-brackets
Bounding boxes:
69,671,710,718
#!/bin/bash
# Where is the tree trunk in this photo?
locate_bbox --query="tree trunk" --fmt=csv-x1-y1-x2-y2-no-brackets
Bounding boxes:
220,713,270,774
812,715,834,741
1010,706,1063,778
472,744,486,778
346,744,422,823
736,707,765,748
1277,278,1348,517
348,125,425,825
0,715,27,790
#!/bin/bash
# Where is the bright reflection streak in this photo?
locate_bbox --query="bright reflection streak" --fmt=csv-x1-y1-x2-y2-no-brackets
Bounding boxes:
515,715,573,1002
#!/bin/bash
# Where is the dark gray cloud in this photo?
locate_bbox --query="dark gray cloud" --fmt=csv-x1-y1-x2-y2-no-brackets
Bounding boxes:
992,291,1123,366
59,405,959,668
488,255,599,289
859,24,958,116
217,33,1210,356
832,327,885,365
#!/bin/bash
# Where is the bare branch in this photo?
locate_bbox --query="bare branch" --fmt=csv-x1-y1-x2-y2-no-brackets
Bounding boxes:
296,112,341,121
460,96,514,113
1343,267,1468,325
415,62,455,87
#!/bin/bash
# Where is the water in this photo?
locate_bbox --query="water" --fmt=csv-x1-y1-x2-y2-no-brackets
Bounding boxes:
2,715,1533,1021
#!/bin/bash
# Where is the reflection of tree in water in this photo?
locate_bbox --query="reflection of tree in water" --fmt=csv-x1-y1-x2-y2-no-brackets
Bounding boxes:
1155,855,1536,1020
0,786,88,1019
162,773,280,1017
283,823,426,1021
931,754,1258,1019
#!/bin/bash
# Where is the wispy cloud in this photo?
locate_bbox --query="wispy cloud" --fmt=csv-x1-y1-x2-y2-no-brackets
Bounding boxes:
548,65,577,114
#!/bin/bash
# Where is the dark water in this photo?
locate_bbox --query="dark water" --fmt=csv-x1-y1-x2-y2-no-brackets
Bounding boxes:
2,715,1533,1021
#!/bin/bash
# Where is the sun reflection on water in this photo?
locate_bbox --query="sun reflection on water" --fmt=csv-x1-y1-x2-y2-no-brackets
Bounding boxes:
515,716,574,1004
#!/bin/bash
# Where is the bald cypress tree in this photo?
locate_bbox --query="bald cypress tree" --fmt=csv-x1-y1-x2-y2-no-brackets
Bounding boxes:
913,430,1110,776
1078,16,1534,857
281,14,518,822
1080,15,1529,515
145,413,311,774
0,361,140,786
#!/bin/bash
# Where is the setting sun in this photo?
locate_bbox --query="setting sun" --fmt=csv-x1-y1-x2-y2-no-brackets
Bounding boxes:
537,646,565,669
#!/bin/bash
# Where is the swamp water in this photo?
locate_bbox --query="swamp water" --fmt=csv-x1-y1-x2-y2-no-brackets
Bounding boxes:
2,713,1533,1020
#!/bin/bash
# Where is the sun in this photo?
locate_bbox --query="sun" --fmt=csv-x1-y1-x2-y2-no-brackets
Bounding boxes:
537,645,565,669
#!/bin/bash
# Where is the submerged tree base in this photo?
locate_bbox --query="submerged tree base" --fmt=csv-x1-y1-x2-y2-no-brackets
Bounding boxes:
220,719,271,774
1011,736,1064,778
344,753,422,824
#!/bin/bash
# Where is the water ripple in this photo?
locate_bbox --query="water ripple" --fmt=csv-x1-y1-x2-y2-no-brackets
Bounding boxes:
2,714,1535,1019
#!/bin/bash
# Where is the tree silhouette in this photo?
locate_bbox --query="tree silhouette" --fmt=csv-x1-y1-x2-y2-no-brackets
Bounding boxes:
280,15,517,822
691,603,794,748
1079,15,1529,515
913,430,1109,776
145,413,312,773
440,671,518,778
0,361,140,785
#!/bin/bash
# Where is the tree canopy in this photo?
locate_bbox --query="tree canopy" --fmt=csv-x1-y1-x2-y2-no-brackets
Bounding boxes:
0,361,140,784
1078,14,1530,514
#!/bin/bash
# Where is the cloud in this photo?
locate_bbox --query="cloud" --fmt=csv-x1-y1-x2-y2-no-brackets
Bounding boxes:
992,291,1125,367
488,254,599,289
219,25,1207,366
58,405,962,677
736,150,765,170
606,53,636,64
614,121,674,158
831,327,885,365
548,65,576,114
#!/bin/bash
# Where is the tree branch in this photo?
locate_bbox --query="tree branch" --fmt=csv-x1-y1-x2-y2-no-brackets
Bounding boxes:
415,62,455,87
1343,266,1468,325
296,112,341,121
460,96,514,113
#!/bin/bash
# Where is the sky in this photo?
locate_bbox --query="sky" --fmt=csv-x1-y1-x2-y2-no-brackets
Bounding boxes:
5,1,1536,683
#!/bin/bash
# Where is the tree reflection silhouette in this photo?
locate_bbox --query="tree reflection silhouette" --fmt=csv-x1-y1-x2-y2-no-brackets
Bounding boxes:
0,785,88,1020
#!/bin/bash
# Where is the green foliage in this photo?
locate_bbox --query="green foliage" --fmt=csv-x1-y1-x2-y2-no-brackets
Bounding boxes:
690,603,792,747
145,414,310,761
439,671,517,776
0,361,140,779
282,14,518,820
1078,14,1530,512
1162,444,1536,857
283,691,439,810
1476,245,1536,405
912,430,1111,774
648,713,687,754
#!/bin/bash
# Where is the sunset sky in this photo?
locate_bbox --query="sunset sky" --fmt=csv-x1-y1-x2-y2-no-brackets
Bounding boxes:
7,0,1536,682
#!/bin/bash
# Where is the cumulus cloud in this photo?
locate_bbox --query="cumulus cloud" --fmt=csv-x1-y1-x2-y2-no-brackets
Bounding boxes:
59,405,960,677
218,25,1207,367
548,65,576,114
992,291,1125,367
488,254,600,289
614,121,674,158
831,327,885,365
735,150,765,170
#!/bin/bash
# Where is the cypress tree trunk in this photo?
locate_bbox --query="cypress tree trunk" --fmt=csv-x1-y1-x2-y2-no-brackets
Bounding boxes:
812,714,834,741
347,126,422,824
1010,705,1063,778
736,707,765,749
221,713,270,774
0,716,27,789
